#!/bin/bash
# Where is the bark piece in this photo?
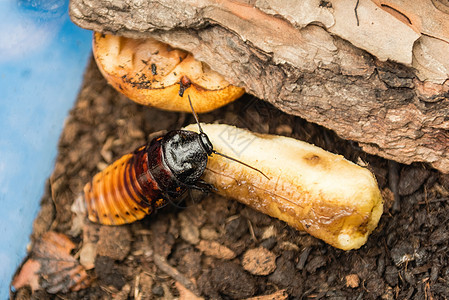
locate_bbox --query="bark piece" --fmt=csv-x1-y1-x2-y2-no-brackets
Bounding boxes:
371,0,449,43
413,35,449,83
69,0,449,173
328,0,419,64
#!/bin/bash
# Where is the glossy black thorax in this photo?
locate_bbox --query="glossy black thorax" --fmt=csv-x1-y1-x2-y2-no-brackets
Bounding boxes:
161,130,212,184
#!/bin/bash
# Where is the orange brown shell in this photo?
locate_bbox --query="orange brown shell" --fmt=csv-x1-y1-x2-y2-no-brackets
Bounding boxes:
84,141,183,225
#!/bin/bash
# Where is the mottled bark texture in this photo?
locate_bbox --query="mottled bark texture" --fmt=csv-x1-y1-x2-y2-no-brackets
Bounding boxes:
69,0,449,173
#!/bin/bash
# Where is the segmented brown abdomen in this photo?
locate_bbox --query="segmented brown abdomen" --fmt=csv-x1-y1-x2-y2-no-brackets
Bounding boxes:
84,145,168,225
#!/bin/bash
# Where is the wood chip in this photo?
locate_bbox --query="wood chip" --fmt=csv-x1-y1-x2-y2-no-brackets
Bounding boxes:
244,289,288,300
275,124,293,135
242,247,277,276
179,212,200,245
176,282,205,300
261,225,277,240
100,137,115,163
97,161,109,171
153,254,199,296
345,274,360,288
113,283,131,300
278,241,300,252
134,273,153,300
196,240,236,260
200,226,220,240
69,194,87,237
79,242,97,270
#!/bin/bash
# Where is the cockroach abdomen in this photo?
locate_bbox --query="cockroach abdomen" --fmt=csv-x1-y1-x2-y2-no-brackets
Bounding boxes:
84,152,154,225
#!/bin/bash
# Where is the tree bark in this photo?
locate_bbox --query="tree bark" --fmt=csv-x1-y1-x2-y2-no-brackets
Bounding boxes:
69,0,449,173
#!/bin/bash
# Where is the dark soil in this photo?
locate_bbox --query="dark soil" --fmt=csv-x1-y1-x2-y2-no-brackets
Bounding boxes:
12,58,449,299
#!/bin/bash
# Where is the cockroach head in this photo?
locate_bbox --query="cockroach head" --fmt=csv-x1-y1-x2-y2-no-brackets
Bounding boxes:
187,94,213,155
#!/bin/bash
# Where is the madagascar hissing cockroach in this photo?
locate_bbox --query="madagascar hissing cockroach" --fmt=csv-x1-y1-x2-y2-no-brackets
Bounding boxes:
84,96,267,225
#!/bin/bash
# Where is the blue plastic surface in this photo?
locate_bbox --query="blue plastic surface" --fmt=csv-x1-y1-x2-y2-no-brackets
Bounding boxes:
0,0,92,297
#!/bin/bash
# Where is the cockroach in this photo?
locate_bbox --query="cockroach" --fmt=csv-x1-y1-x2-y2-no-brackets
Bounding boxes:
84,96,267,225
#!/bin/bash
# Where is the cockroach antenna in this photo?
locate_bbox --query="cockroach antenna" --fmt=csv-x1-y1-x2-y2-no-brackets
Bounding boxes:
211,150,270,180
188,95,270,180
188,95,204,134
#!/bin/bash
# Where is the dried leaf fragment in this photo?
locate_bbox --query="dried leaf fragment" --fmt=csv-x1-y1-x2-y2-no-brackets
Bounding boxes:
93,32,244,113
11,259,41,292
12,231,91,294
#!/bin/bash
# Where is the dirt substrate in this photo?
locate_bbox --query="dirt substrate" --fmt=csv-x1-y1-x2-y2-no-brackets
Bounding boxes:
11,58,449,299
